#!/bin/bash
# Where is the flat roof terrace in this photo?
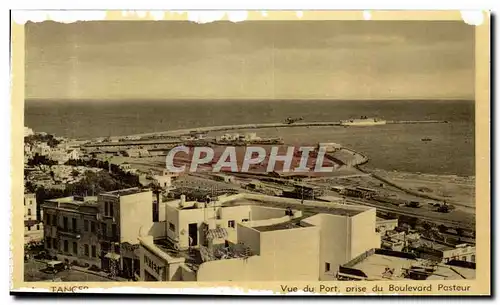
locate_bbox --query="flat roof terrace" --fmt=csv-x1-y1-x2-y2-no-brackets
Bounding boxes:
252,215,315,232
102,187,149,197
224,197,365,217
46,196,98,206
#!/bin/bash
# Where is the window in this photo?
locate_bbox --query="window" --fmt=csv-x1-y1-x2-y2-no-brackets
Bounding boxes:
102,242,109,252
105,202,109,216
28,209,32,216
52,238,58,250
46,238,52,249
109,203,114,217
63,217,68,230
112,224,117,238
228,220,235,228
84,244,89,256
325,262,331,272
242,219,249,222
73,242,78,254
462,256,467,261
91,221,96,233
72,218,77,231
101,223,107,236
63,240,68,252
153,202,159,222
84,220,89,231
36,224,40,230
91,245,97,257
52,215,57,226
169,222,175,232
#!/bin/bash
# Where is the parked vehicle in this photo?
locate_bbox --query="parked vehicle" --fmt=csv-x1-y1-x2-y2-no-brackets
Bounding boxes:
45,261,67,274
405,201,422,208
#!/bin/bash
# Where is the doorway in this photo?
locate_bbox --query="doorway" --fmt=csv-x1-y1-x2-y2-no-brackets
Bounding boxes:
188,223,198,247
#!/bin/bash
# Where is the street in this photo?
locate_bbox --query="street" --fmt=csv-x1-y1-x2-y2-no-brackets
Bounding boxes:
24,259,114,282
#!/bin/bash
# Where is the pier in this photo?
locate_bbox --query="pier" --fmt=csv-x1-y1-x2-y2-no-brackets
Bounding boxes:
386,120,449,124
112,120,449,141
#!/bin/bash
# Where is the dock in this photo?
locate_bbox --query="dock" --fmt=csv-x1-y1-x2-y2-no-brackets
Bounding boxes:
98,120,449,142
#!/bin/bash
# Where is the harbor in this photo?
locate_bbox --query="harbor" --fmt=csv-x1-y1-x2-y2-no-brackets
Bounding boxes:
98,119,450,143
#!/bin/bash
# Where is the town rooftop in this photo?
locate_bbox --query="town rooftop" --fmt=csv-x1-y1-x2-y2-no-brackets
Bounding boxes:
102,187,149,197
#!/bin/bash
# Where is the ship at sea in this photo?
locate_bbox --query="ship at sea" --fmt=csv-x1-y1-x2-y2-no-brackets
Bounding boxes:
340,116,387,126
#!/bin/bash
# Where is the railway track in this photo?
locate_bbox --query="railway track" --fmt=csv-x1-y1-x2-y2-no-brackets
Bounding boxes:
345,198,475,230
175,173,475,230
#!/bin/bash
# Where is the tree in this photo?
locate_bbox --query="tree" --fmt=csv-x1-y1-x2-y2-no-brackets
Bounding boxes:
422,221,433,231
28,154,56,167
438,224,448,233
150,182,162,222
25,181,36,193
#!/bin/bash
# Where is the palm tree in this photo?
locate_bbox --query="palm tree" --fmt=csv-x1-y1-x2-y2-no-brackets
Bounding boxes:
150,182,163,222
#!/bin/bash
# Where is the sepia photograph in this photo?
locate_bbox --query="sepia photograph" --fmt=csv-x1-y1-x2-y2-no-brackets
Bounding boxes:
10,10,490,295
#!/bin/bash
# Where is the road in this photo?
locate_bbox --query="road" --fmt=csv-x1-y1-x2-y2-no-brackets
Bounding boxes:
24,259,115,282
345,197,475,230
178,172,475,231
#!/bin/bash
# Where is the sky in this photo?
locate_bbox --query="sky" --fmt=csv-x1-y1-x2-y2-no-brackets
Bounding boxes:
25,20,475,100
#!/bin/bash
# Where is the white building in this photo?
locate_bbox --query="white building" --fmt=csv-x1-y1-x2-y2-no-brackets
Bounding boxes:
33,143,51,156
49,148,81,164
442,244,476,263
24,126,34,137
24,193,44,245
137,193,381,281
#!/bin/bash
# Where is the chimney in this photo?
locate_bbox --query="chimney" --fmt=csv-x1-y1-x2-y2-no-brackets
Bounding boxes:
179,194,186,207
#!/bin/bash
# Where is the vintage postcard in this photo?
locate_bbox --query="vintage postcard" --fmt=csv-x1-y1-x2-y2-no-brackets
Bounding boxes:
10,10,490,296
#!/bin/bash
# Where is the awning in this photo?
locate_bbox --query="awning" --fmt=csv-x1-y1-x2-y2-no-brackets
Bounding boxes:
206,227,228,240
104,252,121,260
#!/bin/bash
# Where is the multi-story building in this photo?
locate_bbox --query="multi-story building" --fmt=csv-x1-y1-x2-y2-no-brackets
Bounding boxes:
33,142,51,156
97,188,153,277
337,248,475,281
24,193,44,245
24,193,37,221
137,193,381,281
48,148,81,164
442,244,476,263
42,195,101,266
41,188,154,278
415,239,476,264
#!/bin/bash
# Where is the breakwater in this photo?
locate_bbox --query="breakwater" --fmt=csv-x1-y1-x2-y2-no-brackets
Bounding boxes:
116,120,449,140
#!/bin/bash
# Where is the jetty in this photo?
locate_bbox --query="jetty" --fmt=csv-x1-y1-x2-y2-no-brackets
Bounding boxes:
100,120,449,142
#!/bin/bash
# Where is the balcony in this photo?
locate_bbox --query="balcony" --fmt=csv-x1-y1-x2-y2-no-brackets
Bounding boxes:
98,233,120,243
58,227,81,239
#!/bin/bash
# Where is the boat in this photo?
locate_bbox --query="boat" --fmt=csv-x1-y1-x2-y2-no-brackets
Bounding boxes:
421,138,433,142
213,138,284,146
340,116,387,126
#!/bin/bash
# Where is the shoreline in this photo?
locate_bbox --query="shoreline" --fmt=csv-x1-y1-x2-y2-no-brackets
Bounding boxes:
28,120,474,179
360,166,475,180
